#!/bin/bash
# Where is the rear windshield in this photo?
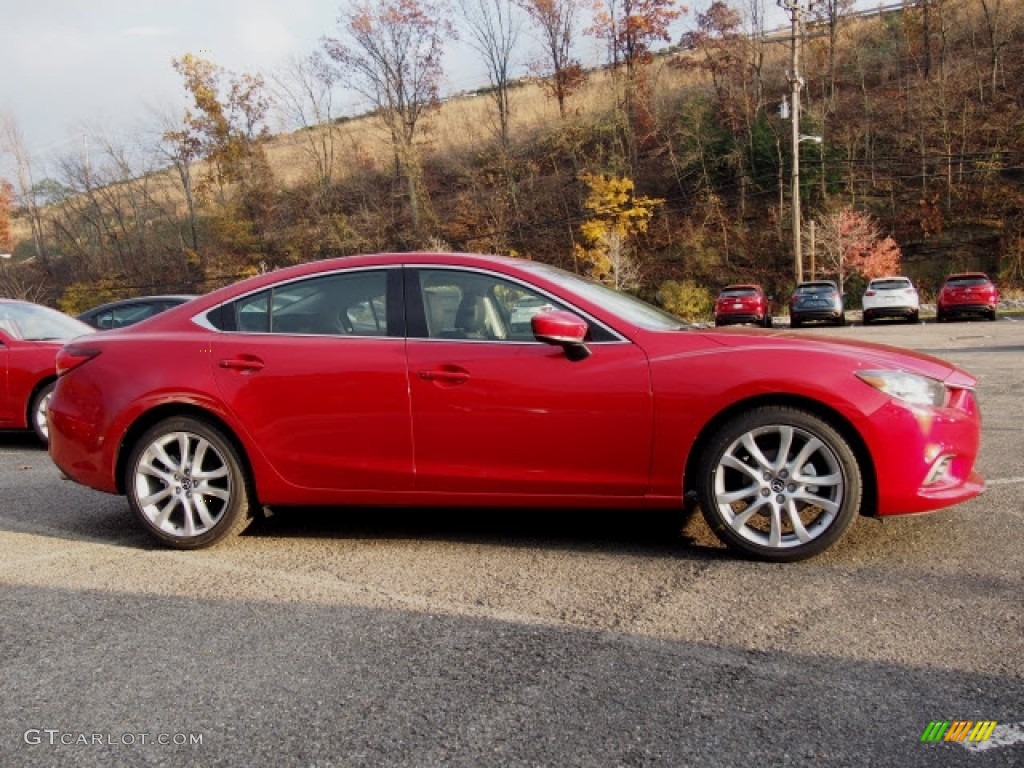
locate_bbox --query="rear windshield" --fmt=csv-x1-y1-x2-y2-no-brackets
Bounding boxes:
945,275,991,287
720,288,758,298
795,283,835,295
871,279,912,290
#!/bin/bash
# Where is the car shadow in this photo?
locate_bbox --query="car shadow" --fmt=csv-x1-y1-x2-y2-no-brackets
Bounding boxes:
243,504,733,562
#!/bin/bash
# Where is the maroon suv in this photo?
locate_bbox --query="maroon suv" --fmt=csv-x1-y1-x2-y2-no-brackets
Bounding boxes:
936,272,999,322
714,284,772,328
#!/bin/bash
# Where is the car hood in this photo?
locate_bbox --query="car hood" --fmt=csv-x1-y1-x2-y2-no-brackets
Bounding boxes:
696,328,974,387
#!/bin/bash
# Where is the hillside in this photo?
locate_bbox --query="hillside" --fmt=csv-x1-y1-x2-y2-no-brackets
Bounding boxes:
3,0,1023,312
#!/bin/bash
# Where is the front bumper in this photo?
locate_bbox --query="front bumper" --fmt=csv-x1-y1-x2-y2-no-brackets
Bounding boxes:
862,389,983,516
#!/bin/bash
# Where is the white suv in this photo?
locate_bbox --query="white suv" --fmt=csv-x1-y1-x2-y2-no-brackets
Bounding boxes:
861,277,919,324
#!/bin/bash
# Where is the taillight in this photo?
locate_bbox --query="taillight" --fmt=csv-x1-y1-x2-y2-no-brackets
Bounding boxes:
56,345,101,376
865,290,876,297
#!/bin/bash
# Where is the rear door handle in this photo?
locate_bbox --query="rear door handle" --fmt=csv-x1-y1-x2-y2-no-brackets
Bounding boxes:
218,357,265,373
417,369,469,385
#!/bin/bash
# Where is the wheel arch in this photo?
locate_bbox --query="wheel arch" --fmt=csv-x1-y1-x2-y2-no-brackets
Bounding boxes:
115,403,257,502
683,394,879,517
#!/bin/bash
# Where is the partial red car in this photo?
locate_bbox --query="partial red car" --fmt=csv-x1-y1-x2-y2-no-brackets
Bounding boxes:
0,299,94,444
48,253,984,562
714,284,772,328
936,272,999,322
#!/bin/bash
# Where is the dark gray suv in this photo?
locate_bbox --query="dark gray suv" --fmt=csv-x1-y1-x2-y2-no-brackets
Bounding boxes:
789,280,845,327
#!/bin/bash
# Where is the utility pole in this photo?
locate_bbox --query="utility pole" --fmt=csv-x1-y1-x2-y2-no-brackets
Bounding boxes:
779,0,814,285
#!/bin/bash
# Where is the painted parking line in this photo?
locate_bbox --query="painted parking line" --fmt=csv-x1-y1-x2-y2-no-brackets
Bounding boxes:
986,477,1024,486
961,721,1024,753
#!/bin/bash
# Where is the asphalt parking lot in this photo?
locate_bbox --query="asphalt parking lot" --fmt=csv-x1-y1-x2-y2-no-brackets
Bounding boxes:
1,320,1022,767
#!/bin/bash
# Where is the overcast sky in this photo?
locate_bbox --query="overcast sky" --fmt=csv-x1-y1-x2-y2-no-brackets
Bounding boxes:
0,0,813,179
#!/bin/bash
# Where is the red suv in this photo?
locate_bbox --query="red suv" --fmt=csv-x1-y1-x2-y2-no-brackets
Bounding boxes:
936,272,999,322
714,284,772,328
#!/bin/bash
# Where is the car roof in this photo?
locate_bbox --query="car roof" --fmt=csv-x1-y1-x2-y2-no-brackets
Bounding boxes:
868,276,912,285
943,272,991,281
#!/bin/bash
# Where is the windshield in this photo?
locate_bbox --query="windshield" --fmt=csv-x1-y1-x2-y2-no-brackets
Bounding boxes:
0,302,94,341
518,261,688,330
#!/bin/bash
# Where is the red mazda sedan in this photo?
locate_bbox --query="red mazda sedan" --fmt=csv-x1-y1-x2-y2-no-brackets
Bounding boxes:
0,299,94,444
48,253,984,561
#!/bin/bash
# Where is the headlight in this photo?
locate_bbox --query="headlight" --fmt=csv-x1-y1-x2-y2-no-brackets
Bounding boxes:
856,370,947,407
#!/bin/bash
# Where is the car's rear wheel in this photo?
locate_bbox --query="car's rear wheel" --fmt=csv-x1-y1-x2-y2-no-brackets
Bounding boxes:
30,381,55,445
696,407,862,562
908,311,919,323
762,316,773,329
125,416,254,549
987,309,997,321
790,316,801,328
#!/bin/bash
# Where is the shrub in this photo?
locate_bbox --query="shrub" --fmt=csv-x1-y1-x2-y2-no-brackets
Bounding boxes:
656,279,713,321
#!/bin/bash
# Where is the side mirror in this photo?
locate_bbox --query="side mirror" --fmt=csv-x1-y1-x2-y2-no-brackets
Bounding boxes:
532,310,591,361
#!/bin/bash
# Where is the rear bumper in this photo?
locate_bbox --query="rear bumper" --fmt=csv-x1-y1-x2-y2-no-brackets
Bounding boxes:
863,304,917,318
715,313,765,325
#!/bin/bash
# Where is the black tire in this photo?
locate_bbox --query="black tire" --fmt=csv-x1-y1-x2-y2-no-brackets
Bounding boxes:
29,380,56,445
835,314,847,327
696,406,863,562
908,311,919,324
862,313,872,326
987,310,997,321
936,309,946,323
762,316,773,329
790,316,801,329
125,416,255,549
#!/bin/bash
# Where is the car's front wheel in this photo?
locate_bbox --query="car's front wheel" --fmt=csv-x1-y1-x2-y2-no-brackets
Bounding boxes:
696,407,862,562
125,416,254,549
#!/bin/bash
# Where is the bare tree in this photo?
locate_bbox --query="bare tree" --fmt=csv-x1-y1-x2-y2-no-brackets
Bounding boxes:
324,0,454,233
978,0,1009,98
0,112,49,271
589,0,684,169
813,0,855,110
515,0,587,119
458,0,523,149
270,52,343,200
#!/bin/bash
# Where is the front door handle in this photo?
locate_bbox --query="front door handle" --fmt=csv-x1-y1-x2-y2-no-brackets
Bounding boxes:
218,356,265,373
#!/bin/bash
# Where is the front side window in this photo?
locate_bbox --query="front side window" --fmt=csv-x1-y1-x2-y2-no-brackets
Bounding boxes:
215,270,390,336
416,269,563,342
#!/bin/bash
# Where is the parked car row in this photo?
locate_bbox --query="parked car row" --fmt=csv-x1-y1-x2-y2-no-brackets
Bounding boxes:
713,272,1000,328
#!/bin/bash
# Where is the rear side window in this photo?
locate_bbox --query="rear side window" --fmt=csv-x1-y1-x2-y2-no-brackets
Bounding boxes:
210,270,391,336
